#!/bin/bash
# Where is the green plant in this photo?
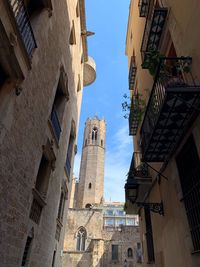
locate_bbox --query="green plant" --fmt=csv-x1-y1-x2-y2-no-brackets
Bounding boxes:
142,49,164,76
122,93,146,122
122,94,131,119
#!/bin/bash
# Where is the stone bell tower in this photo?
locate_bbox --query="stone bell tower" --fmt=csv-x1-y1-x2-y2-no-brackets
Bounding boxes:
77,116,106,208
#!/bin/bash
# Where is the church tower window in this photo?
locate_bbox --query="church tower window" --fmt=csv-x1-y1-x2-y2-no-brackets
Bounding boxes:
76,227,87,251
88,183,92,189
92,127,98,142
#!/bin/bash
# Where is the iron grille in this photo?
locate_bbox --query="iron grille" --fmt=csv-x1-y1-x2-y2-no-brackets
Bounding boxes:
29,198,43,224
140,57,200,162
133,152,149,177
129,95,140,135
145,208,155,263
176,135,200,252
129,56,137,90
138,0,150,17
141,8,168,66
51,107,61,142
8,0,37,58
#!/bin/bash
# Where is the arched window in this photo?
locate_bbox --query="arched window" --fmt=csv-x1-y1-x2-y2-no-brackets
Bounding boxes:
92,127,98,142
88,183,92,189
128,248,133,258
101,139,103,146
85,139,87,146
76,227,86,251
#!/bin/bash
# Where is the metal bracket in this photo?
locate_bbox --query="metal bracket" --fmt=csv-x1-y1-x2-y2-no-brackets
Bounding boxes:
136,201,164,216
145,162,168,180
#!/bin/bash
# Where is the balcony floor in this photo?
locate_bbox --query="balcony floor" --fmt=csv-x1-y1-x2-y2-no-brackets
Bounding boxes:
142,87,200,162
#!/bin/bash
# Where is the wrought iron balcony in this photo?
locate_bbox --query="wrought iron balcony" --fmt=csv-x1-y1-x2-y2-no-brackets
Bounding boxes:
51,108,61,142
129,56,137,90
8,0,37,59
141,7,168,66
140,57,200,162
131,152,151,181
125,152,152,214
138,0,150,17
129,96,140,136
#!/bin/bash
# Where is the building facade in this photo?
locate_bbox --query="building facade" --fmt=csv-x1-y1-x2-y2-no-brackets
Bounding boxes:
63,117,142,267
125,0,200,267
0,0,95,266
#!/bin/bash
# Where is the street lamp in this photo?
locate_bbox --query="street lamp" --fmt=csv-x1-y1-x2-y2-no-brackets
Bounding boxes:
124,176,138,204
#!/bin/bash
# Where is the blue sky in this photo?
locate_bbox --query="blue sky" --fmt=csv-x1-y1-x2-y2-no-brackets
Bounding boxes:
74,0,133,202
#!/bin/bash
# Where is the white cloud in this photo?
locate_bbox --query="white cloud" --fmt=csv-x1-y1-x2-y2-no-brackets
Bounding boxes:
104,125,133,202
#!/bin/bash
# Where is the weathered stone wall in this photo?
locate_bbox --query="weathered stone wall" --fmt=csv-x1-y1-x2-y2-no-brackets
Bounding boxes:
0,0,86,266
63,209,142,267
102,226,141,267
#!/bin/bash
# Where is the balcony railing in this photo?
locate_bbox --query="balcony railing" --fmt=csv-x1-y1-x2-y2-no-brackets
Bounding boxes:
129,56,137,90
140,57,200,162
51,107,61,142
131,152,150,179
65,153,71,179
141,7,168,66
129,95,142,136
138,0,150,17
8,0,37,59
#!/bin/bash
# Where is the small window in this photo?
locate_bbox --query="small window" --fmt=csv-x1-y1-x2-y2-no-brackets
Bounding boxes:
77,74,81,92
85,139,87,146
51,70,69,142
115,210,124,216
0,64,7,88
115,219,125,226
105,209,114,216
136,243,142,263
21,235,33,266
65,121,76,180
69,20,76,45
92,127,98,142
76,227,87,251
76,2,80,17
57,191,66,222
35,154,51,199
51,250,56,267
101,139,103,146
24,0,45,17
30,140,55,224
128,248,133,258
112,245,118,261
104,218,114,226
85,203,92,208
127,218,135,225
88,183,92,189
